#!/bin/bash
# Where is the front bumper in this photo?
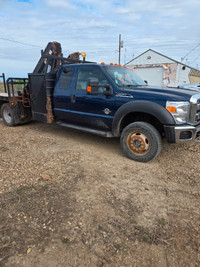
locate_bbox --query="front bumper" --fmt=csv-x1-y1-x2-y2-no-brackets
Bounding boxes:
164,124,200,143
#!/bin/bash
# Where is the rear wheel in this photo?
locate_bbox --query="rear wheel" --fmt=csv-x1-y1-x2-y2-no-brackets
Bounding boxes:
1,103,32,126
1,103,16,126
120,122,162,162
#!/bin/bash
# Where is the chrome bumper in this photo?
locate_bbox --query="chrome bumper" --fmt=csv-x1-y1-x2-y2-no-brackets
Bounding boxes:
174,125,200,143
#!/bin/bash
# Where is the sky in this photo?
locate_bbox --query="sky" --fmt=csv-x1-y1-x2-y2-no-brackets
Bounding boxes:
0,0,200,77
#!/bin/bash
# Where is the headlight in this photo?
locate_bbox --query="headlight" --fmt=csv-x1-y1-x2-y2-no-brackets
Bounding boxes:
166,101,189,124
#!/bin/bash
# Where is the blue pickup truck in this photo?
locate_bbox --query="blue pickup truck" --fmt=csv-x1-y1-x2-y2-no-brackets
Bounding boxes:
1,42,200,162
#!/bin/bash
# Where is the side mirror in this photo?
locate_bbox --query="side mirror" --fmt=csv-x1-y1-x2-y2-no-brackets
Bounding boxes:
88,77,99,87
144,80,148,85
87,78,113,96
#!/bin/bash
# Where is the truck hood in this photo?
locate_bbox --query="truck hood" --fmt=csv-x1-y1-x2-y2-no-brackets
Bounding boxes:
122,85,200,102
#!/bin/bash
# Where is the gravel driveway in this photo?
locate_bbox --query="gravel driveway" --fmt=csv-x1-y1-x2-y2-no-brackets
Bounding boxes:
0,120,200,266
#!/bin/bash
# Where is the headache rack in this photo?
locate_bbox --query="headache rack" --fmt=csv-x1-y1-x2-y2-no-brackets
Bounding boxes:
6,77,30,107
0,74,31,122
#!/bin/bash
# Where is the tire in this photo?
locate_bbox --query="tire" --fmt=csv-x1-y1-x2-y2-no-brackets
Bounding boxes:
120,122,162,162
1,103,18,126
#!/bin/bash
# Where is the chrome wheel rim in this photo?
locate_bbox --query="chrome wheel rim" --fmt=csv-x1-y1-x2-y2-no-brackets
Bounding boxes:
3,106,12,124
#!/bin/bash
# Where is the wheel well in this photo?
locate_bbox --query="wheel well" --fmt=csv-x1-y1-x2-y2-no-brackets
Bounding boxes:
120,112,165,136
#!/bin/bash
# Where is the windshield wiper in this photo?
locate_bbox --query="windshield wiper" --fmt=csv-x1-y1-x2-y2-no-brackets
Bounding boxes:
126,84,138,87
117,84,142,88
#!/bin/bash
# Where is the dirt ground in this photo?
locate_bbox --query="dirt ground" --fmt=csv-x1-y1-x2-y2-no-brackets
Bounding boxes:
0,119,200,267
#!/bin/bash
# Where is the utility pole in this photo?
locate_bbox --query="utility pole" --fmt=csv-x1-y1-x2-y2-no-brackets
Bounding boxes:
118,34,123,64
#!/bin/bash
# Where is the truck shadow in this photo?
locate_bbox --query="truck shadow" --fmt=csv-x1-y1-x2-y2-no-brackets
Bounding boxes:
21,121,200,164
26,121,123,156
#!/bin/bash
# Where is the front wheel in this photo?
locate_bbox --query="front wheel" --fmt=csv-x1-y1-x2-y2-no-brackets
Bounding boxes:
120,122,162,162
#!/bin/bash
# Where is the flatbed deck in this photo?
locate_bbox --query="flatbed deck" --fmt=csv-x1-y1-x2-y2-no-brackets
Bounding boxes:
0,92,9,101
0,92,8,97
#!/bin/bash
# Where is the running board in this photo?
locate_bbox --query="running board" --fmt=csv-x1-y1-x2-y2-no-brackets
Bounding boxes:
56,121,114,138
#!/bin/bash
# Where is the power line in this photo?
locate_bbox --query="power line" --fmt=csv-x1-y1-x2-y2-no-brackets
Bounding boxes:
0,37,42,48
0,37,115,54
190,54,200,65
181,43,200,61
0,36,118,60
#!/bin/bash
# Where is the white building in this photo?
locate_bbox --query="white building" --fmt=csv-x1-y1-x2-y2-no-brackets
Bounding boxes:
126,49,200,87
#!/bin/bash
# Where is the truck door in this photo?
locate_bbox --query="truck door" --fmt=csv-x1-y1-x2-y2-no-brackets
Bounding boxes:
53,67,76,121
67,65,114,130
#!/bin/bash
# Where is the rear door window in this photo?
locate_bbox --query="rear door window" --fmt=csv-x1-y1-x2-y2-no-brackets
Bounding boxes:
59,67,75,90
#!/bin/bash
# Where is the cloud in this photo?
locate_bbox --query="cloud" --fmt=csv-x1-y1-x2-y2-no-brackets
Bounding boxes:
0,0,200,76
45,0,75,9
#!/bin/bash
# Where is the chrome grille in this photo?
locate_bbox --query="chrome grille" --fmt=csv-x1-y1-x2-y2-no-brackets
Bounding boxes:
196,103,200,122
189,94,200,125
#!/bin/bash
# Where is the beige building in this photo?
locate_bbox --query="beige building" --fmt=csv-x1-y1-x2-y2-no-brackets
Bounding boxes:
126,49,200,87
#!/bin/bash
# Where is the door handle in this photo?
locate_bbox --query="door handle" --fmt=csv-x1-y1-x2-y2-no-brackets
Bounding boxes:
71,95,76,103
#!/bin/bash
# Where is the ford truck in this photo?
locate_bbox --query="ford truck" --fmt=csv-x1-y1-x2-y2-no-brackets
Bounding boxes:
0,42,200,162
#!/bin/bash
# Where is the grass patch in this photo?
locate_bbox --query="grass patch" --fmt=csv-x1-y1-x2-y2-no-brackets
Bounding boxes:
0,216,7,224
42,184,49,190
62,237,70,244
134,225,154,244
114,240,128,255
157,218,166,226
132,219,137,224
16,185,30,194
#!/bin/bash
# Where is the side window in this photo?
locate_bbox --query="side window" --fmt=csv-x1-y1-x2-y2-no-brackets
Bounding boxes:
59,67,74,90
76,66,109,92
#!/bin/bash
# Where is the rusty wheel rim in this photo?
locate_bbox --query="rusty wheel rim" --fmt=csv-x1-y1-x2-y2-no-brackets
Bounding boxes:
127,131,151,156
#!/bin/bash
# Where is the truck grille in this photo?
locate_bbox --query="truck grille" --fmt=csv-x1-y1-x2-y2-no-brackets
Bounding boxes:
195,102,200,123
189,94,200,125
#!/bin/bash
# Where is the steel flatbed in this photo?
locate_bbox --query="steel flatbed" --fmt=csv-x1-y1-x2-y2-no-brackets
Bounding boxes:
0,92,9,101
0,74,8,102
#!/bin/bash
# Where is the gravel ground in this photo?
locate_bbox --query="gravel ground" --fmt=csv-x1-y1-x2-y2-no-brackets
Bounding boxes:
0,119,200,267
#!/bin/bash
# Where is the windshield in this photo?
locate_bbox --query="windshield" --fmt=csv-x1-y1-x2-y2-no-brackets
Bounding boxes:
103,66,146,87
